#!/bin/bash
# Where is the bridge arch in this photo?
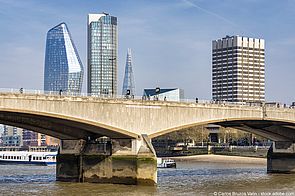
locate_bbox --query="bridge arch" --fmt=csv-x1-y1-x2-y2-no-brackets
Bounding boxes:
0,108,139,140
149,117,295,142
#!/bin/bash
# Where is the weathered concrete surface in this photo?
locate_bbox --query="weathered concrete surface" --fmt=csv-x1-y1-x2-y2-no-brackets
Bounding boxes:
0,93,294,140
56,135,157,185
267,142,295,173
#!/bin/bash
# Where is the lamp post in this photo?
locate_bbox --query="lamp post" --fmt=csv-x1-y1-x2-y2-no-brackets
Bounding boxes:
155,87,160,101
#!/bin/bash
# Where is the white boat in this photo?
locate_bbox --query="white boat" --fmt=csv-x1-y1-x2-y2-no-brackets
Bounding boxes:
0,151,57,166
157,158,176,168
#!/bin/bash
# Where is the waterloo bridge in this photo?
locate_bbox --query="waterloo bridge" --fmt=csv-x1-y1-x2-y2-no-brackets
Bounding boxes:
0,90,295,185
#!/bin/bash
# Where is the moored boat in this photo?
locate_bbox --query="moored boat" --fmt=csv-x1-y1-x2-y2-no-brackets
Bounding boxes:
0,151,57,166
157,158,176,168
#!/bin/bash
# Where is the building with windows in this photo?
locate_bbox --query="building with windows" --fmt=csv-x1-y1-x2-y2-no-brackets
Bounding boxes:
22,130,59,147
0,127,60,148
143,88,184,102
44,22,83,93
87,13,118,96
2,125,23,147
212,35,265,102
122,48,135,96
22,130,40,147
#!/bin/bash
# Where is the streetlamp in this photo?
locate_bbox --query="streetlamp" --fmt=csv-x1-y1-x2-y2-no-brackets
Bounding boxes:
155,87,160,101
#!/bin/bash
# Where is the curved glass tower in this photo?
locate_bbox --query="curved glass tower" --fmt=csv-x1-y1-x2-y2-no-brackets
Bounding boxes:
44,22,83,93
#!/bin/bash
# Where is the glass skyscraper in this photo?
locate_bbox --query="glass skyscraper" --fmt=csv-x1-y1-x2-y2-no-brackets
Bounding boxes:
87,13,118,96
44,22,83,93
122,48,135,96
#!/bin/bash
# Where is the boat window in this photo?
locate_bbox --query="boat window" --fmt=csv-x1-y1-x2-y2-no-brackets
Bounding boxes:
33,157,35,160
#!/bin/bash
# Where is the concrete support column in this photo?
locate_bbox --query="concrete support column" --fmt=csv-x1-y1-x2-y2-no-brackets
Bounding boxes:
267,141,295,173
56,135,157,185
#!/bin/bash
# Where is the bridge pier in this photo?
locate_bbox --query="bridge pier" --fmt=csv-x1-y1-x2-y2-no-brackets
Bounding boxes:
267,141,295,173
56,135,157,185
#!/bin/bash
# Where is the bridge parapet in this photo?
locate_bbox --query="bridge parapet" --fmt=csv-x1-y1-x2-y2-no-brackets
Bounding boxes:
0,91,294,140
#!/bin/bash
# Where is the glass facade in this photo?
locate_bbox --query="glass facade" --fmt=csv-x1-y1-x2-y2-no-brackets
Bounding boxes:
122,48,135,96
87,13,118,96
143,88,184,102
44,23,83,93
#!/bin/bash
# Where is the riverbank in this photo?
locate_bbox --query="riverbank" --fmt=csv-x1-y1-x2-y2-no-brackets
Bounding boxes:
168,154,266,165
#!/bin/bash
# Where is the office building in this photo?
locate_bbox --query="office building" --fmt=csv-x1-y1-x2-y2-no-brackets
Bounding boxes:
212,35,265,102
44,22,83,93
87,13,118,96
143,88,184,102
2,125,23,146
22,130,40,146
22,130,59,147
122,48,135,96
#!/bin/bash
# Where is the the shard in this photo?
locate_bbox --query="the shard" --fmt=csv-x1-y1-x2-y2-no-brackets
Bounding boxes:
122,48,135,96
44,22,83,93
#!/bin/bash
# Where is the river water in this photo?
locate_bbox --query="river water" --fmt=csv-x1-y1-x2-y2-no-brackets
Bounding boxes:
0,160,294,195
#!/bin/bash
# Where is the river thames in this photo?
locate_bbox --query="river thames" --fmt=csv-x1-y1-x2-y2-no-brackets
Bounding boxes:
0,156,294,195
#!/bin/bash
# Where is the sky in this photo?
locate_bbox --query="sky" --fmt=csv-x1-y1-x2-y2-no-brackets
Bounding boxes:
0,0,294,103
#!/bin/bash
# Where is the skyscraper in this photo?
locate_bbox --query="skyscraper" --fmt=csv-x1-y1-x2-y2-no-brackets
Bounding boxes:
44,22,83,93
87,13,118,96
212,35,265,102
122,48,135,96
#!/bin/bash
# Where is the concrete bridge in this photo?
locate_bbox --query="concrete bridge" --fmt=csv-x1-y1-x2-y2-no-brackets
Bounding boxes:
0,92,295,185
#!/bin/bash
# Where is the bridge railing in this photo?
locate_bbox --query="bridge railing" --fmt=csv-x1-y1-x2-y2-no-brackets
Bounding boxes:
0,88,293,109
